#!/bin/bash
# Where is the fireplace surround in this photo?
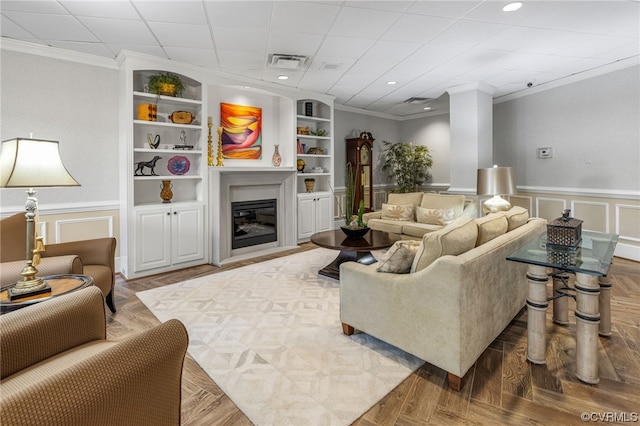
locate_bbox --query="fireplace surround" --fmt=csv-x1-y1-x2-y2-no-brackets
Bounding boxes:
209,168,297,265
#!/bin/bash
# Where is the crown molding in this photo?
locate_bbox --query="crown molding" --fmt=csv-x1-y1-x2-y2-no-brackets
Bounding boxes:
1,38,118,69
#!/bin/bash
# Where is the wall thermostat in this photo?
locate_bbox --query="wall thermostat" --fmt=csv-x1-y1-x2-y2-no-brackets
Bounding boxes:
537,147,553,159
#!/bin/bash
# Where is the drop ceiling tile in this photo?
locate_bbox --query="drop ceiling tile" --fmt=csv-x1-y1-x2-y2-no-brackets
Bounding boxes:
261,68,303,87
362,40,421,61
380,63,431,81
3,11,98,42
164,46,219,69
518,1,616,34
557,35,638,59
546,58,610,75
271,2,340,34
1,14,38,39
476,26,592,55
0,0,67,14
211,26,268,53
148,22,213,49
485,52,549,70
46,40,116,58
407,1,482,19
345,1,413,13
204,1,273,28
308,56,356,72
133,0,207,24
457,66,508,82
429,20,508,48
316,36,376,58
382,14,454,43
463,1,553,25
347,58,396,76
299,71,343,92
61,1,139,20
329,6,400,38
77,16,156,44
268,32,324,56
592,42,640,62
404,44,466,66
216,49,265,70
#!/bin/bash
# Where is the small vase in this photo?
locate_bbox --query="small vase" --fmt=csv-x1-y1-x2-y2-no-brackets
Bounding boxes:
272,144,281,167
297,159,305,172
304,178,315,193
160,180,173,203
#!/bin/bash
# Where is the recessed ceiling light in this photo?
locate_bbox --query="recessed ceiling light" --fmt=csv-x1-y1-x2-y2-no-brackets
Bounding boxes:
423,107,432,111
503,2,523,12
386,81,397,85
277,75,289,80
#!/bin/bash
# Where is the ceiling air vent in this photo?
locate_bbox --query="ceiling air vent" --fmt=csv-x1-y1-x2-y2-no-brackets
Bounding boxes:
268,54,309,70
403,97,433,104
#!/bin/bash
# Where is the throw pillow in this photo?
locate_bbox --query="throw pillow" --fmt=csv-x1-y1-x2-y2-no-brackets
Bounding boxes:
420,193,466,218
416,206,456,225
411,217,478,273
501,206,529,231
377,240,421,273
381,203,415,221
475,213,508,246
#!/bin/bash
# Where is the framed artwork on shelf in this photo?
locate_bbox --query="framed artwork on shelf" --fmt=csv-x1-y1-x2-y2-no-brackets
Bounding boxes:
220,102,262,160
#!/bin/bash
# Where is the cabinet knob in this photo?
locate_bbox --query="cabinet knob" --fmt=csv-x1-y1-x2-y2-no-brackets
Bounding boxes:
166,212,171,216
174,211,177,215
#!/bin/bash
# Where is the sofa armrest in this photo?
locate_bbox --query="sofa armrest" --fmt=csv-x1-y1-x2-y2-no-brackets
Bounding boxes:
1,255,83,289
0,319,188,426
44,237,116,270
0,286,106,378
362,211,381,224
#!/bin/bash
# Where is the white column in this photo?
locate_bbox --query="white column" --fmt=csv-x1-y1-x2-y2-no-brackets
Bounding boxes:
447,83,495,194
575,272,601,384
526,265,549,364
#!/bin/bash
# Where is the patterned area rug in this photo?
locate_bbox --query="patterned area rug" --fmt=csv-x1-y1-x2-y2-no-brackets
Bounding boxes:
137,248,423,426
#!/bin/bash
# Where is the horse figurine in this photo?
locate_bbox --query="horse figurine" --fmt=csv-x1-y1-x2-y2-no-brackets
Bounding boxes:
134,155,162,176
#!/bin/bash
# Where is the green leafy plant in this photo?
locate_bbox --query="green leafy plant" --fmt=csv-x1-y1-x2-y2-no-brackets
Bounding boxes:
381,141,433,193
147,72,185,97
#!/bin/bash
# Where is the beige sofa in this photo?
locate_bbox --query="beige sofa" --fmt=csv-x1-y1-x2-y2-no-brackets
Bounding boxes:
340,207,546,391
362,192,478,239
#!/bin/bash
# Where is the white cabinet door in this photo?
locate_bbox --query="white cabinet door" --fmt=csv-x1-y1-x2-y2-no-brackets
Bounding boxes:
135,207,171,272
172,204,205,264
315,194,333,233
297,195,316,239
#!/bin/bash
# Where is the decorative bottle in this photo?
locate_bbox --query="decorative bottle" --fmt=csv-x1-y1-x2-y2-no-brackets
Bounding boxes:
272,144,281,167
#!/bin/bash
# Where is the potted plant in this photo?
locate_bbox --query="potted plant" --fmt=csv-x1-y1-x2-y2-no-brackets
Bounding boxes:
381,141,433,193
147,72,185,97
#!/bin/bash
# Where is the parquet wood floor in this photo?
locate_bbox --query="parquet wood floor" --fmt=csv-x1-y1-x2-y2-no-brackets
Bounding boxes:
106,245,639,425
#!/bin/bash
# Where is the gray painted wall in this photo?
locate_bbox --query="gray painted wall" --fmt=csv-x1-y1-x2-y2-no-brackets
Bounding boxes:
1,50,119,209
493,64,640,192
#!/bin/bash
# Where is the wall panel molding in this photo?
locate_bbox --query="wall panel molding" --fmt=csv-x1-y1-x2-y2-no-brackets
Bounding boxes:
572,200,609,233
55,216,114,243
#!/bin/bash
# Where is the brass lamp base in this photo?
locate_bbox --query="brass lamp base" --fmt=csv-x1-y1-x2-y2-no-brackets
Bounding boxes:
483,195,512,215
9,278,51,300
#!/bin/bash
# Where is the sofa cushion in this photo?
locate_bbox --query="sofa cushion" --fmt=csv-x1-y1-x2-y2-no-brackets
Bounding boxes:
381,203,415,221
420,193,466,219
411,217,478,273
416,206,456,225
475,213,509,246
367,219,407,234
401,222,443,238
500,206,529,231
387,192,424,207
376,240,421,273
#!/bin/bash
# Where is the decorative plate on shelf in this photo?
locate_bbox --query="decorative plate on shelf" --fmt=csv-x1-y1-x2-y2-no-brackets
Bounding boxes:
167,155,191,175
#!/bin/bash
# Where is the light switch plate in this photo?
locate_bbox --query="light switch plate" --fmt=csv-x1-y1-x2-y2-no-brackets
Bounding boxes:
537,147,553,159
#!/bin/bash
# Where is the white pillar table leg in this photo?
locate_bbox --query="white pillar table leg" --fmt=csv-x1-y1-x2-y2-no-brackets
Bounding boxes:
552,272,570,325
575,272,601,384
526,265,549,364
598,275,612,337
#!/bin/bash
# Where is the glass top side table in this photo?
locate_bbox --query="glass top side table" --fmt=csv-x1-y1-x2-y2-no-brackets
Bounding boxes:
507,230,618,384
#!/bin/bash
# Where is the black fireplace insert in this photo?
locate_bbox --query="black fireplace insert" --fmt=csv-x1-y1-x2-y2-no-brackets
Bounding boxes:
231,199,277,249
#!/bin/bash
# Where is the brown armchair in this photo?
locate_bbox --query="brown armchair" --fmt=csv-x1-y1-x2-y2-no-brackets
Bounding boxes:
0,286,188,425
0,213,117,312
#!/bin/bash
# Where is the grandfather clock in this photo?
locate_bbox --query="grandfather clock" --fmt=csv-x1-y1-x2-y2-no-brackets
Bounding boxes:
346,131,374,214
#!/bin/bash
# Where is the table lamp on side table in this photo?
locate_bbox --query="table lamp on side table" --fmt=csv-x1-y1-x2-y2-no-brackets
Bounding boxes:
0,137,80,300
477,165,517,215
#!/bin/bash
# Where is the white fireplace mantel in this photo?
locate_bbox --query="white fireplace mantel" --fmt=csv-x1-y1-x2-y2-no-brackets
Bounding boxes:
209,167,298,265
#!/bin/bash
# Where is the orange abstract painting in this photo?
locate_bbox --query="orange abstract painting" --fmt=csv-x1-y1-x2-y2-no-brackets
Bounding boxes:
220,103,262,160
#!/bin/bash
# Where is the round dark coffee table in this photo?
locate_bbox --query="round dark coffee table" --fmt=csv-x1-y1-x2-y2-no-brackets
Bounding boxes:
0,274,94,314
310,229,400,280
